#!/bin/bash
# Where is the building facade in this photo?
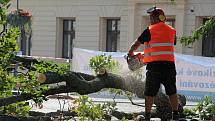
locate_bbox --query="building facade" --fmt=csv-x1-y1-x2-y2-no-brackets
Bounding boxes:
10,0,215,58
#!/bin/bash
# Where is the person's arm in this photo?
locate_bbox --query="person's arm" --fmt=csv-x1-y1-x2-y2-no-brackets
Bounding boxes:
128,28,151,56
128,40,141,56
174,35,177,45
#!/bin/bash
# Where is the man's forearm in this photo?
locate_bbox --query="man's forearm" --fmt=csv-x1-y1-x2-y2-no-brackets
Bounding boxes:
129,40,141,53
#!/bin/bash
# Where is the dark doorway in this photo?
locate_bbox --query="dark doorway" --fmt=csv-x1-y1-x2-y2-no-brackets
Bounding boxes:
202,18,215,57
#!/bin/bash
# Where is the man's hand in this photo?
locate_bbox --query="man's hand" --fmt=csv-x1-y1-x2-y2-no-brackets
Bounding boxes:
128,51,134,57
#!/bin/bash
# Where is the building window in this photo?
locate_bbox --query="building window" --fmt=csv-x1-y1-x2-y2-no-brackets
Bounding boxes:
202,18,215,57
62,20,75,58
106,19,120,52
166,18,175,28
142,17,175,28
18,28,31,56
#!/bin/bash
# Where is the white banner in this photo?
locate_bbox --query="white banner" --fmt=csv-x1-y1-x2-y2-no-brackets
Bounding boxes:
72,48,131,75
72,48,215,101
175,53,215,101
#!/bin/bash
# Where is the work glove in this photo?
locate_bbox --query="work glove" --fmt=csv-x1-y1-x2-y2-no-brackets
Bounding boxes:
127,51,134,57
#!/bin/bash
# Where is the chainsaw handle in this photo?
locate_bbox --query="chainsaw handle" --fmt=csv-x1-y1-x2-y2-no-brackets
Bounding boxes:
125,54,133,62
125,53,145,71
125,53,144,60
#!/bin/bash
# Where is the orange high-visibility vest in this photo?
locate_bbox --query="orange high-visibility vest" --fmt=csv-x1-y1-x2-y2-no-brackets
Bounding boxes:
143,22,176,63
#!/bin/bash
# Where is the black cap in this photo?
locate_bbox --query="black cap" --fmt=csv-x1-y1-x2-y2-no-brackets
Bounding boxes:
147,6,165,15
147,6,157,14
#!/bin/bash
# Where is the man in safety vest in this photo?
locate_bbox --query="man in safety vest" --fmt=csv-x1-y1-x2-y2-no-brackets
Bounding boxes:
128,7,179,121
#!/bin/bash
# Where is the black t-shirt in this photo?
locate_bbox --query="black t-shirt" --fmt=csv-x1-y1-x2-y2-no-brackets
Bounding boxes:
138,28,176,71
138,28,151,44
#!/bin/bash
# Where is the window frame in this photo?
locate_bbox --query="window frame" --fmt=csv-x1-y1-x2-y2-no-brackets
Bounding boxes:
62,19,75,59
166,18,175,28
106,18,120,52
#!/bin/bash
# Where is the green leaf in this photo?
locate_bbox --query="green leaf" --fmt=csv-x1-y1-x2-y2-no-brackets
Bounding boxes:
180,16,215,46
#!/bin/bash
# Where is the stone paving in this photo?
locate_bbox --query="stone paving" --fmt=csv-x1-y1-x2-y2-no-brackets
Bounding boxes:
30,95,145,114
30,91,198,114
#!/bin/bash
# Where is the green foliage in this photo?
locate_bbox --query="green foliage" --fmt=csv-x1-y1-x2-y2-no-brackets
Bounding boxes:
183,108,197,119
121,117,129,121
180,17,215,46
0,6,7,25
0,0,33,117
108,88,134,100
0,28,20,68
0,22,68,117
23,60,69,104
74,95,117,121
0,0,20,97
0,0,10,25
33,60,70,75
74,95,105,121
0,67,16,97
89,54,119,75
27,60,69,104
108,88,124,96
102,101,117,116
183,96,215,120
0,0,10,4
194,96,215,120
0,102,31,117
0,0,69,117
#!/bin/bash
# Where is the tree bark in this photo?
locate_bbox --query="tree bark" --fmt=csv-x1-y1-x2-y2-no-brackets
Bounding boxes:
0,71,145,107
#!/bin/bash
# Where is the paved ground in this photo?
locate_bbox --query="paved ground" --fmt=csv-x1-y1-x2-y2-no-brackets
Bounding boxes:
30,91,198,114
27,92,197,121
30,92,145,113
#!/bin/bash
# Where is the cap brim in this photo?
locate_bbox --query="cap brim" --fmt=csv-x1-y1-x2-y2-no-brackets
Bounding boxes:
147,7,155,14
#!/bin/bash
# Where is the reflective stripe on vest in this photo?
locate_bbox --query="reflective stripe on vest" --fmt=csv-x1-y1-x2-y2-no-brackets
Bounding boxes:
144,51,174,56
144,42,174,49
144,42,174,55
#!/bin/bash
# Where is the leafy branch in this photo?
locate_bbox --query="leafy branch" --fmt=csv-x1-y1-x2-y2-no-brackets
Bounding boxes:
89,54,119,75
180,16,215,46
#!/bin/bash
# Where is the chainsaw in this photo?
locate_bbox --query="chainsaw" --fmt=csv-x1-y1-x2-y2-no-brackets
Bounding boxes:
126,53,145,71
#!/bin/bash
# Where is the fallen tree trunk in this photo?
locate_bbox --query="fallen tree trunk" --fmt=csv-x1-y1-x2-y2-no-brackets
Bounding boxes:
1,56,186,120
0,71,143,106
0,71,185,114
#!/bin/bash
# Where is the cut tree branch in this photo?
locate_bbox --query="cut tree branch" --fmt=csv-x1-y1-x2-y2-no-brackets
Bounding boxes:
0,56,186,120
0,71,141,107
